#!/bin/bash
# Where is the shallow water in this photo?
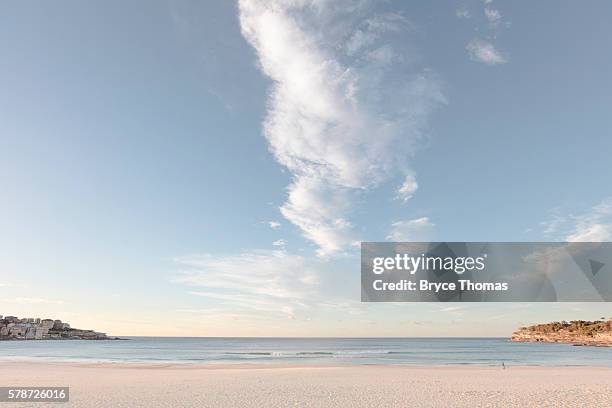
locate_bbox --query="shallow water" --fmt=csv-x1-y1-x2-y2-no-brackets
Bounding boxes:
1,337,610,366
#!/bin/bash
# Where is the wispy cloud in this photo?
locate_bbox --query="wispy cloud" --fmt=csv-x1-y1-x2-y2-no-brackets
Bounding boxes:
396,174,418,202
0,281,27,289
176,308,270,321
10,297,66,305
268,221,281,229
466,39,506,65
542,198,612,241
568,224,612,242
459,1,509,65
171,249,373,322
406,319,434,326
173,250,320,319
484,7,502,28
456,7,471,19
272,239,287,247
440,305,465,313
239,0,445,256
387,217,435,241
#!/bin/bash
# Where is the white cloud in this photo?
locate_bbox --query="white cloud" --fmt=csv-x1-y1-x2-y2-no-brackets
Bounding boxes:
459,1,508,65
466,39,507,65
542,198,612,242
456,8,471,19
439,305,470,316
567,224,611,242
542,210,566,235
387,217,435,241
173,250,320,319
272,239,287,247
440,305,464,312
568,199,612,242
239,0,445,256
396,174,418,202
484,7,501,27
268,221,281,229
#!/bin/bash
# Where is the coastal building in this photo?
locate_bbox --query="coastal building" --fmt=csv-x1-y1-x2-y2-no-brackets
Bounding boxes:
40,319,54,329
9,325,27,338
25,327,36,339
1,315,111,341
35,327,47,340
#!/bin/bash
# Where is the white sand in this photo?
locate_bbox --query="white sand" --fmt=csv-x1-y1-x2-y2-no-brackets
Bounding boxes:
2,362,612,407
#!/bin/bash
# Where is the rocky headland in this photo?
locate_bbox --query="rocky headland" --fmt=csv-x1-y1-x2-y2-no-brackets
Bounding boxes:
511,319,612,347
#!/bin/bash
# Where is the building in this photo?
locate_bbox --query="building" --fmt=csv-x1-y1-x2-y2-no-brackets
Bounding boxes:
34,327,48,340
40,319,54,329
1,315,108,341
25,327,36,339
9,325,28,338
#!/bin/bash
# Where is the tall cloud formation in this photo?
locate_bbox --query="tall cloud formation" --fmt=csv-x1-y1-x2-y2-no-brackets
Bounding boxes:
239,0,445,255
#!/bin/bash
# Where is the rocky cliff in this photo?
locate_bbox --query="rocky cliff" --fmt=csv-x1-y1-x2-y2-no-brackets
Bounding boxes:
511,319,612,346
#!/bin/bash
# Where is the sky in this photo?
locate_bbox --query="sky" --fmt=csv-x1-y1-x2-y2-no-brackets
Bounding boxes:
1,0,612,336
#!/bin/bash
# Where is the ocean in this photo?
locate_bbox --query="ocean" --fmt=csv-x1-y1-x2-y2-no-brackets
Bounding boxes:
1,337,610,366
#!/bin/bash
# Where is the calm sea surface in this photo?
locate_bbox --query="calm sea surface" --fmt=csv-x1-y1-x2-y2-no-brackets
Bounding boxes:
1,337,610,366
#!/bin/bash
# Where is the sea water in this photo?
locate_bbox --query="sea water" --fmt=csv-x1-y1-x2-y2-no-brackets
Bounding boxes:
1,337,610,366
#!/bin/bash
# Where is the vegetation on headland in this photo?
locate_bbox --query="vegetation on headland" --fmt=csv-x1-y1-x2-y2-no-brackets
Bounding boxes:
511,318,612,347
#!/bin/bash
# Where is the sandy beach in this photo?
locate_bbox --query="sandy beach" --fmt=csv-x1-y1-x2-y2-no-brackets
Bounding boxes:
1,362,611,407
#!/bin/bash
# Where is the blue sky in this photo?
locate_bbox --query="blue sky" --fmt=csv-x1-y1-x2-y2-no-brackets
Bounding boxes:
1,0,611,336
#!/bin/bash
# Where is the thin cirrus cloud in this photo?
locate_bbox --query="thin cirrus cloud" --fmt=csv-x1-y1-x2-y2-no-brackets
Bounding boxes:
456,7,471,19
387,217,435,241
173,250,321,319
239,0,445,256
11,297,66,305
542,198,612,242
272,239,287,247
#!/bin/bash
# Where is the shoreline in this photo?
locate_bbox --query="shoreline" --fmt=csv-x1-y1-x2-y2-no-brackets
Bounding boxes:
2,359,612,370
511,339,612,347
